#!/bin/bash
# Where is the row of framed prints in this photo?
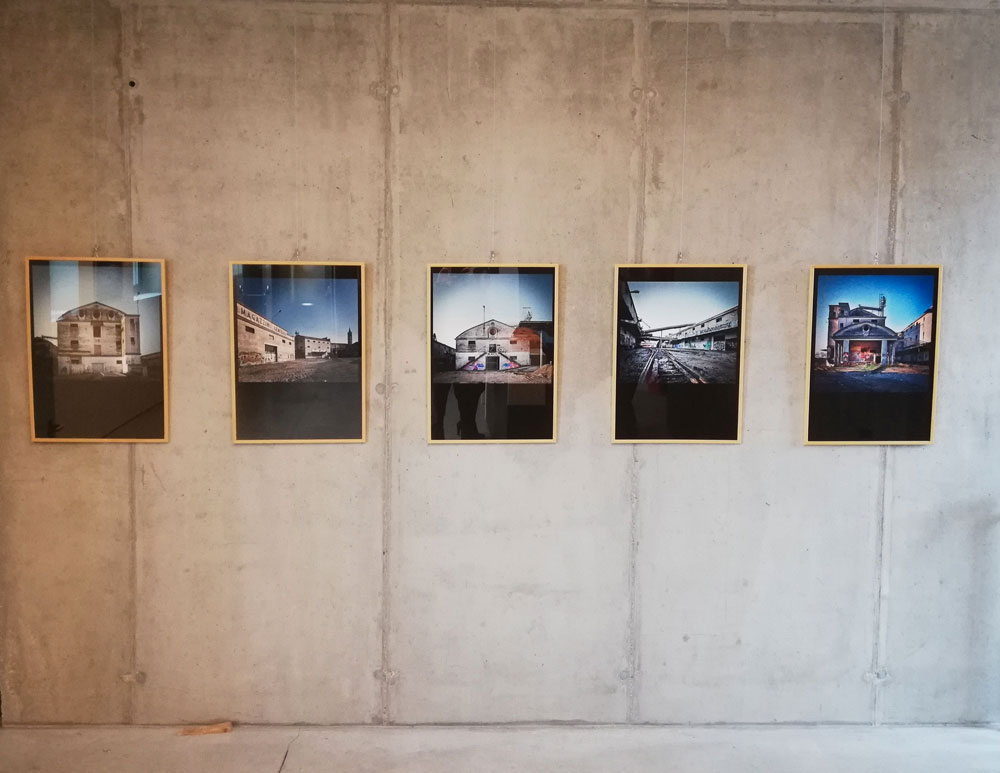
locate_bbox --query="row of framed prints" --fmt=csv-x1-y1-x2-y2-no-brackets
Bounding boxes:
24,257,942,446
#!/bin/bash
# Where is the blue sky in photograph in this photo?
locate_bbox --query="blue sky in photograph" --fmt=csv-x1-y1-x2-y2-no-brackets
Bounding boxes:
236,275,358,343
628,281,739,330
813,272,936,351
31,261,162,354
433,271,554,345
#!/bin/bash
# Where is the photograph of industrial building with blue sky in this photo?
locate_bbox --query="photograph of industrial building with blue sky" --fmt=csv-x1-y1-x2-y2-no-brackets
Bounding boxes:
27,257,167,441
231,262,364,442
429,265,557,442
806,266,940,444
614,265,746,442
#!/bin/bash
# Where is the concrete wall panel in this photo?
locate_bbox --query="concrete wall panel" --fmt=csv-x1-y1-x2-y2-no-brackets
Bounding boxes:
637,14,885,722
880,13,1000,724
0,0,133,724
386,7,637,722
125,3,386,723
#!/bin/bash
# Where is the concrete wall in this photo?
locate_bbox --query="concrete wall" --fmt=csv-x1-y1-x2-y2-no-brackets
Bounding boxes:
0,0,997,726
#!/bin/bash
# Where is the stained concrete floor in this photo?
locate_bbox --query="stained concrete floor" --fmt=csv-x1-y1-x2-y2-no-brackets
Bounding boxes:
1,725,999,772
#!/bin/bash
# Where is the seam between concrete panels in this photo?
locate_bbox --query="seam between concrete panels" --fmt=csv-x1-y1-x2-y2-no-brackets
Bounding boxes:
625,445,642,722
871,12,905,727
377,0,398,727
120,0,140,725
870,445,889,724
886,13,905,268
866,12,890,726
868,12,903,728
629,3,651,269
625,2,651,726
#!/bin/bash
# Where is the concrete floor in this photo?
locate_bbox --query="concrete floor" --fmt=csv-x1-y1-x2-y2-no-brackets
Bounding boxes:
1,726,999,772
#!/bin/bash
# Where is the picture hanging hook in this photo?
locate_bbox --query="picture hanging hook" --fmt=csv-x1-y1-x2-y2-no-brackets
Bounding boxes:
874,251,880,265
677,251,684,264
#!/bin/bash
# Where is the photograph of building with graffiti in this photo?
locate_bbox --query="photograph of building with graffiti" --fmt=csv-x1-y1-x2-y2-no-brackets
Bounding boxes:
613,264,746,442
230,262,364,442
806,265,941,444
27,257,168,442
428,265,558,442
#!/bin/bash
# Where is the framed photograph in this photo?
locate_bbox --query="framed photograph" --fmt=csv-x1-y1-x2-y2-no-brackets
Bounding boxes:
230,262,365,443
26,257,168,442
613,264,746,443
428,264,558,443
805,265,941,444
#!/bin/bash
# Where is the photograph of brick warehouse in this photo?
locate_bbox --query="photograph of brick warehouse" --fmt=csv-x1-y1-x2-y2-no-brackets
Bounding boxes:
233,268,361,384
806,266,941,444
429,265,558,443
27,257,167,441
614,264,746,442
231,262,364,442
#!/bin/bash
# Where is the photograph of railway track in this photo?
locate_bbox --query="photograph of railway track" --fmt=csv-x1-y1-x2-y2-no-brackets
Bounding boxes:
805,265,941,444
613,265,746,442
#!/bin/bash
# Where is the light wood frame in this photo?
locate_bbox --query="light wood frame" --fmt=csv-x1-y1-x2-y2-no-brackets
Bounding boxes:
611,263,747,444
229,261,367,444
25,256,170,443
804,264,942,446
427,263,560,444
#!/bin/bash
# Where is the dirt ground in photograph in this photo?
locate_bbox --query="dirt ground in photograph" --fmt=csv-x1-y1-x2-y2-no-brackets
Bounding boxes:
432,364,553,384
238,357,361,383
810,362,930,393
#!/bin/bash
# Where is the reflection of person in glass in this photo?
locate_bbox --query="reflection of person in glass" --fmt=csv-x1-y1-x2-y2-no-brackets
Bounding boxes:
431,383,485,440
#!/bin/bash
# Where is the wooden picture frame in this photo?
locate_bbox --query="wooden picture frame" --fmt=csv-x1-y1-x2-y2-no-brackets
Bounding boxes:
428,264,559,443
804,265,942,445
230,261,366,443
612,264,747,443
26,256,169,442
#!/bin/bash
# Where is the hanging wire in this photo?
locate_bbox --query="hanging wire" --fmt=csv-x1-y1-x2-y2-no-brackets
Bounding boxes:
293,7,302,260
872,3,888,265
90,0,99,257
677,1,691,264
489,5,498,263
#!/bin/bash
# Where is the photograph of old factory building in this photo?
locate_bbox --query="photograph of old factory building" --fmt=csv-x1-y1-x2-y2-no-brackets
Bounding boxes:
821,297,934,369
448,317,551,372
237,301,357,370
810,268,938,393
30,259,164,381
236,301,295,366
430,267,555,384
232,263,362,385
53,302,143,375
